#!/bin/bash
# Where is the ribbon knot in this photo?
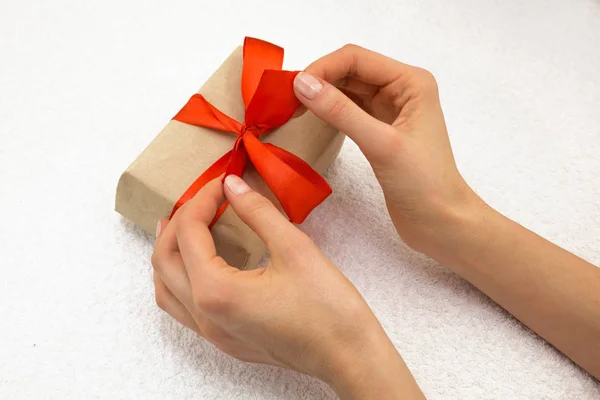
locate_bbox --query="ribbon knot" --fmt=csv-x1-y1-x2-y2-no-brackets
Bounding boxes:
240,124,261,137
170,37,332,227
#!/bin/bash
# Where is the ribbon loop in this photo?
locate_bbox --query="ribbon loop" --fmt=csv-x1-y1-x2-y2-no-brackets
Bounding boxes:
241,37,284,109
170,37,332,225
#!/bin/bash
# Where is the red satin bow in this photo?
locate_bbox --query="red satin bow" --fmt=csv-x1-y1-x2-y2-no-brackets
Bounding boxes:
170,37,332,226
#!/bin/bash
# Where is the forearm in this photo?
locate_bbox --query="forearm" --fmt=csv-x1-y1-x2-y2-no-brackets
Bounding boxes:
431,198,600,378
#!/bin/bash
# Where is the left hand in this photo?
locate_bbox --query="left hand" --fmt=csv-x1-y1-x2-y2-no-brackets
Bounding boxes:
151,175,423,399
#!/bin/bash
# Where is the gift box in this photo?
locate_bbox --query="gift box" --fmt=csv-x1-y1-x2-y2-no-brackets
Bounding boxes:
116,38,344,269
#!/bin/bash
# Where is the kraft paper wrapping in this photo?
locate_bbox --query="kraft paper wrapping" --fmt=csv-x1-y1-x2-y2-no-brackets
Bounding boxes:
116,46,344,269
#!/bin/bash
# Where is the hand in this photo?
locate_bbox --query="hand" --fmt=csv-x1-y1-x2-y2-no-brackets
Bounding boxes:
293,44,482,259
152,175,424,399
294,44,600,379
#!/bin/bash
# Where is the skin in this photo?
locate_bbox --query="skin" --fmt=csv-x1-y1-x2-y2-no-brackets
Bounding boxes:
151,44,600,398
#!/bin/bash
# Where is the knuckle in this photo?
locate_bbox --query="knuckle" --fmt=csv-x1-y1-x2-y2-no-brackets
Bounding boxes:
177,204,194,227
326,94,352,120
200,325,217,344
179,198,209,223
200,323,225,345
193,277,235,315
174,201,190,220
242,193,273,218
175,213,194,239
383,127,404,152
150,250,163,270
414,68,439,96
367,125,404,168
192,290,212,312
194,291,230,315
154,287,168,311
339,44,361,77
277,233,315,260
340,43,360,52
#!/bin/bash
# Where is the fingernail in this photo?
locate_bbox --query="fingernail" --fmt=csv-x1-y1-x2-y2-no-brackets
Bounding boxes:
225,175,251,195
294,72,323,100
155,220,162,237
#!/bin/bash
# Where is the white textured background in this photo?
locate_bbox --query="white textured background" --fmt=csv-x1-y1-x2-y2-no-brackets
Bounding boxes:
1,0,599,398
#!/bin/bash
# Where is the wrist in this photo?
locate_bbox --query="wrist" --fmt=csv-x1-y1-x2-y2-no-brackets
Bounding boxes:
419,188,498,269
396,180,490,262
320,326,424,400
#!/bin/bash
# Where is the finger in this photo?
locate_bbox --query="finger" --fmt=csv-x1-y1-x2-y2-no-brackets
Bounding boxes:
291,77,374,119
173,177,225,265
154,272,238,351
153,179,239,327
337,76,380,97
152,227,196,308
174,177,239,286
153,271,202,335
304,43,413,88
294,71,396,160
223,174,307,254
154,217,175,252
155,218,167,239
155,173,225,257
153,248,220,337
153,217,197,310
294,44,400,121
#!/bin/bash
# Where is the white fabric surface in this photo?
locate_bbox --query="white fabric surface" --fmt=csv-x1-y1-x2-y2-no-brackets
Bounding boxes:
1,0,599,398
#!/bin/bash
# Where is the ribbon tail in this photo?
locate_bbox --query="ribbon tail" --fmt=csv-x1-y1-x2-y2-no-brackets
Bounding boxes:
243,134,332,223
170,150,233,228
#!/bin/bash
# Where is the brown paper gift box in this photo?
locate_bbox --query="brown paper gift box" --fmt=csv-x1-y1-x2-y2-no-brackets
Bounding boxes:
116,46,344,269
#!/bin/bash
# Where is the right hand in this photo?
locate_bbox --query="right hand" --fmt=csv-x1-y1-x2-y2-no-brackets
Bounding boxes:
294,44,482,257
295,44,600,382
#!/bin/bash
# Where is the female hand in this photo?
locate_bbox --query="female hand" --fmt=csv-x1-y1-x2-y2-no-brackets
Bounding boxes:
152,175,425,399
294,45,600,379
293,44,481,259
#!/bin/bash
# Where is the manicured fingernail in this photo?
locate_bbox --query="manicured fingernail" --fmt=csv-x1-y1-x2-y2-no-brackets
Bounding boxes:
225,175,251,195
155,220,162,237
294,72,323,100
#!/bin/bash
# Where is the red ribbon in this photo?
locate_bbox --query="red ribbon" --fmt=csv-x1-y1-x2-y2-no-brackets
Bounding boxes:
170,37,332,226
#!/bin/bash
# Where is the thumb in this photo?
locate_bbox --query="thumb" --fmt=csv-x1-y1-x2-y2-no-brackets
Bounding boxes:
223,175,307,254
293,72,394,160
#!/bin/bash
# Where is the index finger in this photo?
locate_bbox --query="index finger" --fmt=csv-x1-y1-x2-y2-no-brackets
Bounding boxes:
305,44,414,87
173,177,229,279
